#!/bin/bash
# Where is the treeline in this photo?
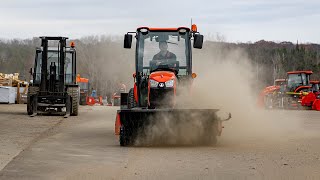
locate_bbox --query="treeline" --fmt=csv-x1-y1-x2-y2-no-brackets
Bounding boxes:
0,36,320,97
200,40,320,89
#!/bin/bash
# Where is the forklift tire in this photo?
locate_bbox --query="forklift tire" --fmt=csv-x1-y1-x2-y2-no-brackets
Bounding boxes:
27,96,33,115
71,97,79,116
27,87,39,115
68,87,79,116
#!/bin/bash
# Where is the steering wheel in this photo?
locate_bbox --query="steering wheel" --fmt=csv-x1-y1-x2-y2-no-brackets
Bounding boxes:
157,60,168,65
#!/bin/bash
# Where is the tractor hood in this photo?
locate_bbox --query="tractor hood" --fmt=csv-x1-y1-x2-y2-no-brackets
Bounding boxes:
149,71,176,83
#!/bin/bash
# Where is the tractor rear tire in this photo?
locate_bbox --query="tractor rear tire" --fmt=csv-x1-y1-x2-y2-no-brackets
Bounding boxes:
127,88,137,109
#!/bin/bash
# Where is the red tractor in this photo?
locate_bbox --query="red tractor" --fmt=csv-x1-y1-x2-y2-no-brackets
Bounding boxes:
258,79,286,109
301,80,320,110
283,71,312,109
114,25,231,146
258,71,316,110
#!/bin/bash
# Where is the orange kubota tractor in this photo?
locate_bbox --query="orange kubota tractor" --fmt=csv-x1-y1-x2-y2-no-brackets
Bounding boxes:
76,74,89,105
114,25,231,146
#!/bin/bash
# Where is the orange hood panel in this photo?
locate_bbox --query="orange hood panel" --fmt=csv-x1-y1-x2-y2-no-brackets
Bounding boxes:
149,71,175,83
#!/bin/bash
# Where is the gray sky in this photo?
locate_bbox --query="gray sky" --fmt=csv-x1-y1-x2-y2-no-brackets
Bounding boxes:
0,0,319,43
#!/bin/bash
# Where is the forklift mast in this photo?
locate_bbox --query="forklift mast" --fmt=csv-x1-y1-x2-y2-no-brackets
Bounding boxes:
39,36,68,93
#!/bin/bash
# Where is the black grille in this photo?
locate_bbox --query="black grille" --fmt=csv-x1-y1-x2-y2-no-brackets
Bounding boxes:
149,88,174,107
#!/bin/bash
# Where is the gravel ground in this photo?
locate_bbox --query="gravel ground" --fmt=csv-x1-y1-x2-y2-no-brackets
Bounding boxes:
0,104,62,170
0,105,320,180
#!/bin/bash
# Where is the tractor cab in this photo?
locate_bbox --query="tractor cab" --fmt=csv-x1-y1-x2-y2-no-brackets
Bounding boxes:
282,70,312,109
124,26,202,108
310,80,320,93
76,74,89,105
275,79,286,86
275,79,286,93
286,71,312,93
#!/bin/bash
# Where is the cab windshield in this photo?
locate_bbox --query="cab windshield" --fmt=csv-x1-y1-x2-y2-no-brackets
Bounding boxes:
34,51,73,84
287,73,309,91
137,31,190,76
79,82,88,90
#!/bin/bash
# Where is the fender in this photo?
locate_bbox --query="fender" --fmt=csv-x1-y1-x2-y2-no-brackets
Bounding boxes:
294,86,311,93
134,83,138,104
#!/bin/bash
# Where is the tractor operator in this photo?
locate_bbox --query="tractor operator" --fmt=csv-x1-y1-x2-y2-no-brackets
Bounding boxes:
152,41,177,65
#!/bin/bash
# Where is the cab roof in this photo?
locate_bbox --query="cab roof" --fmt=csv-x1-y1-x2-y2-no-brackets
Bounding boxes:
310,80,320,84
137,27,190,32
287,70,313,75
76,77,89,83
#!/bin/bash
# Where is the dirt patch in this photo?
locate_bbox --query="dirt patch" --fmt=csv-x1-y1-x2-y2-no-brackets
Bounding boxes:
0,104,63,171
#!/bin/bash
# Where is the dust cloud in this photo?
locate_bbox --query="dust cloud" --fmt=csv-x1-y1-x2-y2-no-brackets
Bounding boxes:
191,45,302,143
135,42,305,146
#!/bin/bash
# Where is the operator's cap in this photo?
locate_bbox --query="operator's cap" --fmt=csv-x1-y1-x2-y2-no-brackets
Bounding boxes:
159,41,167,45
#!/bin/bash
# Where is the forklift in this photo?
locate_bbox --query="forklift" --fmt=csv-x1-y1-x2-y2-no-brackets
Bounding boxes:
27,37,79,117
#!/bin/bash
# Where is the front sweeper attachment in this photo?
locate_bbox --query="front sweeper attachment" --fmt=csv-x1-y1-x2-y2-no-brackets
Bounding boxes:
115,108,230,146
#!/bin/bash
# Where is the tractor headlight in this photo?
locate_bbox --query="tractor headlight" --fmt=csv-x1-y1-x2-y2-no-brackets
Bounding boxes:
317,94,320,99
149,79,159,88
165,79,174,88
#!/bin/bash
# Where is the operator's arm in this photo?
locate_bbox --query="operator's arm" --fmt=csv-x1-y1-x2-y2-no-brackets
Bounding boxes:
151,53,162,66
152,53,159,61
168,52,177,62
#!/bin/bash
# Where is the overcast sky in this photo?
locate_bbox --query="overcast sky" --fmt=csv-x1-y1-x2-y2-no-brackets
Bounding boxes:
0,0,319,43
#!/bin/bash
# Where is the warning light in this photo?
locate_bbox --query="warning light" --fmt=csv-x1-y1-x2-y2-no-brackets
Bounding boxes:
70,41,75,48
191,24,197,32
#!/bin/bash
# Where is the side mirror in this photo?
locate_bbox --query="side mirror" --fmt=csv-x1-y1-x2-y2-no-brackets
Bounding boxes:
29,68,33,75
124,34,133,49
193,34,204,49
